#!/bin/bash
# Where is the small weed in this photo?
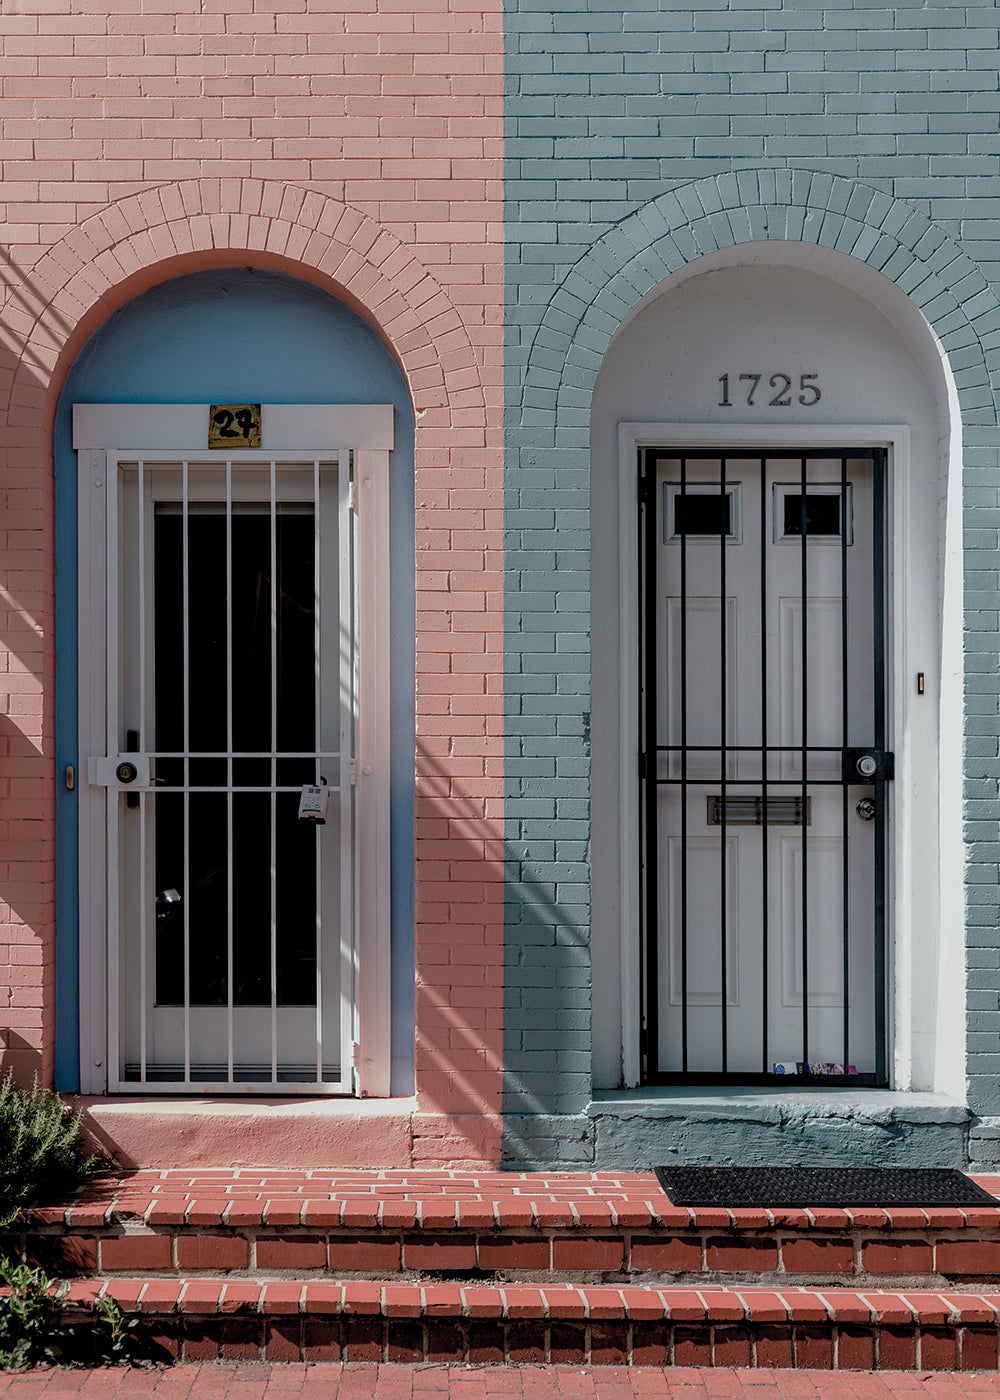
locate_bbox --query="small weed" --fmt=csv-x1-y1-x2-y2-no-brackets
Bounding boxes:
0,1261,74,1369
0,1258,145,1370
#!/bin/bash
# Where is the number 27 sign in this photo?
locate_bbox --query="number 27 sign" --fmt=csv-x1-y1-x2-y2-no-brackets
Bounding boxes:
209,403,262,448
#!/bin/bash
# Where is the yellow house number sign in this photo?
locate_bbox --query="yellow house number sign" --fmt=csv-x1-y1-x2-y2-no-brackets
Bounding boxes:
209,403,262,448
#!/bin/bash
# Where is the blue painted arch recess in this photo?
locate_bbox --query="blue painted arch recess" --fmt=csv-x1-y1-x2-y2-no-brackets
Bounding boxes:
55,267,416,1094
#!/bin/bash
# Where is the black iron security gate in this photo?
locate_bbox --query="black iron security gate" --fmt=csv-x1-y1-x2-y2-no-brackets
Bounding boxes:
638,448,890,1086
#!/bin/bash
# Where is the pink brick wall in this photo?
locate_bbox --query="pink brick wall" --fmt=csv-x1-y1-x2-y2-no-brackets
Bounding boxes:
0,0,504,1163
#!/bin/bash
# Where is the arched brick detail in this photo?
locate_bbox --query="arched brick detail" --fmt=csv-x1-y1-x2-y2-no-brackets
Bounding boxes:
521,169,999,430
3,178,486,425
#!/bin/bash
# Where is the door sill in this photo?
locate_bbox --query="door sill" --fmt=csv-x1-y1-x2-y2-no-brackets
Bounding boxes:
589,1086,969,1120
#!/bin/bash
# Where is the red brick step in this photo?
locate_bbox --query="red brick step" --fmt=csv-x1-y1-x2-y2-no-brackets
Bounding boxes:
9,1169,1000,1288
43,1279,1000,1370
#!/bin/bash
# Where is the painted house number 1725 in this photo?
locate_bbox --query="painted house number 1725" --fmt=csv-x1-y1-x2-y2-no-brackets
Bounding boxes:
718,373,821,407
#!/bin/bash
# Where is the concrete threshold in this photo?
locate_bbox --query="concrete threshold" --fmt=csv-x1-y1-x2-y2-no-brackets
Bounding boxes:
586,1089,971,1169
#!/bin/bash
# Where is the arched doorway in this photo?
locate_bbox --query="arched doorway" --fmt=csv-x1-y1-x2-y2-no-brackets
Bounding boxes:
590,244,963,1098
55,268,415,1097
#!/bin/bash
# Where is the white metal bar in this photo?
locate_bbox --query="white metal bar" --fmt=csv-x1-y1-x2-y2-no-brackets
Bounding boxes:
314,456,324,1083
78,449,109,1093
119,784,344,794
270,459,278,1084
146,750,341,759
182,459,191,1084
105,453,121,1091
226,459,234,1084
350,453,358,1086
338,451,356,1092
100,1080,344,1096
355,449,391,1096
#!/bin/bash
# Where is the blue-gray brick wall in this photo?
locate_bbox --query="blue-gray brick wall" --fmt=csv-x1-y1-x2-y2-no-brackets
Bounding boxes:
503,0,1000,1146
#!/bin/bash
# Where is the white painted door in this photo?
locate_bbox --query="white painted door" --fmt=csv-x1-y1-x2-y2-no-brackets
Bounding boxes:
96,451,356,1092
646,451,884,1080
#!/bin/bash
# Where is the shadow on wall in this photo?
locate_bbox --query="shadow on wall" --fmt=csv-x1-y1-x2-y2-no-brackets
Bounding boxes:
0,245,66,1087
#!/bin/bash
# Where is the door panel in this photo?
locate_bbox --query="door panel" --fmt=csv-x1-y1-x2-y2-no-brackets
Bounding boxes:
640,449,888,1084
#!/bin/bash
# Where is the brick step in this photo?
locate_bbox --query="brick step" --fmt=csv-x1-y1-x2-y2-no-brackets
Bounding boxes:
47,1278,1000,1369
11,1171,1000,1287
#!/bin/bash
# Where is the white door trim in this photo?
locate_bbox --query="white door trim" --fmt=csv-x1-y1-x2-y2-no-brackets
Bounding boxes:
617,422,913,1089
74,405,394,1097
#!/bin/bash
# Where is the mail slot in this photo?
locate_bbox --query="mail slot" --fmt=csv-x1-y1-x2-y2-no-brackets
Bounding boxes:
707,795,811,827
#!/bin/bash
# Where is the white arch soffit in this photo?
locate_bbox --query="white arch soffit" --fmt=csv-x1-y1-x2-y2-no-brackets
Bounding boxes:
588,244,965,1101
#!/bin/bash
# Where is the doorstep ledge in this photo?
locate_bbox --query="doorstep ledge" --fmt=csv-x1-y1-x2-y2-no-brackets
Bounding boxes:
581,1090,971,1169
587,1088,971,1123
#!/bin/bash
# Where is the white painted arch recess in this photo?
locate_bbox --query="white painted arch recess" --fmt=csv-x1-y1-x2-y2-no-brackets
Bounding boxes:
590,244,964,1098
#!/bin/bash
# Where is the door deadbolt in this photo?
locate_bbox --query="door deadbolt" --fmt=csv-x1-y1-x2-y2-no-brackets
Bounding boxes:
855,754,878,779
115,761,138,784
856,798,876,821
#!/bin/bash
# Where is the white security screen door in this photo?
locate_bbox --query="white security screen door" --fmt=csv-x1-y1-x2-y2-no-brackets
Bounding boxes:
76,405,393,1095
639,449,890,1085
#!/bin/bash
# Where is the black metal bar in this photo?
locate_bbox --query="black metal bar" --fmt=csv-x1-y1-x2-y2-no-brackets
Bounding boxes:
657,744,845,753
660,449,879,461
872,447,887,1084
657,744,845,752
680,457,689,1072
645,1070,881,1087
641,452,660,1078
800,455,809,1066
654,777,865,787
760,456,769,1073
841,455,850,1070
719,455,728,1072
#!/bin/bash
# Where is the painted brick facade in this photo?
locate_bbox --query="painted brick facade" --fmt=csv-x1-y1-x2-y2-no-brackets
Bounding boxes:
503,0,1000,1161
0,0,505,1165
3,0,1000,1169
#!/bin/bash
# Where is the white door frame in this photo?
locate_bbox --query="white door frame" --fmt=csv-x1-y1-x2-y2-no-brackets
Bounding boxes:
74,404,394,1097
618,421,916,1089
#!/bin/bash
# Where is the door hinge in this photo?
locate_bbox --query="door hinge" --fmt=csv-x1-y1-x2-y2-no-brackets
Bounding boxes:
350,480,357,513
350,758,357,787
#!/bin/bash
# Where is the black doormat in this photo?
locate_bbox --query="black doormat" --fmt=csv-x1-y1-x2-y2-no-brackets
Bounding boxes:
654,1165,999,1208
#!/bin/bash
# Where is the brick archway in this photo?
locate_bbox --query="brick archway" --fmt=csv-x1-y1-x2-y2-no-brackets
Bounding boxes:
521,169,999,431
2,177,485,426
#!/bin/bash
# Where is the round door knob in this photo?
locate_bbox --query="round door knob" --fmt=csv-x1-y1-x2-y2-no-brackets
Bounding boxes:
115,761,138,784
856,754,878,778
856,798,876,821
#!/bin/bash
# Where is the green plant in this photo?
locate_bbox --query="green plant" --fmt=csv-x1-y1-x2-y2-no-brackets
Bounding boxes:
0,1258,144,1370
91,1294,142,1364
0,1073,104,1224
0,1260,74,1369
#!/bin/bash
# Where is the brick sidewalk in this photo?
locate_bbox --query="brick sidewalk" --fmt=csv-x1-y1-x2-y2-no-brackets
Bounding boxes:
4,1368,1000,1397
